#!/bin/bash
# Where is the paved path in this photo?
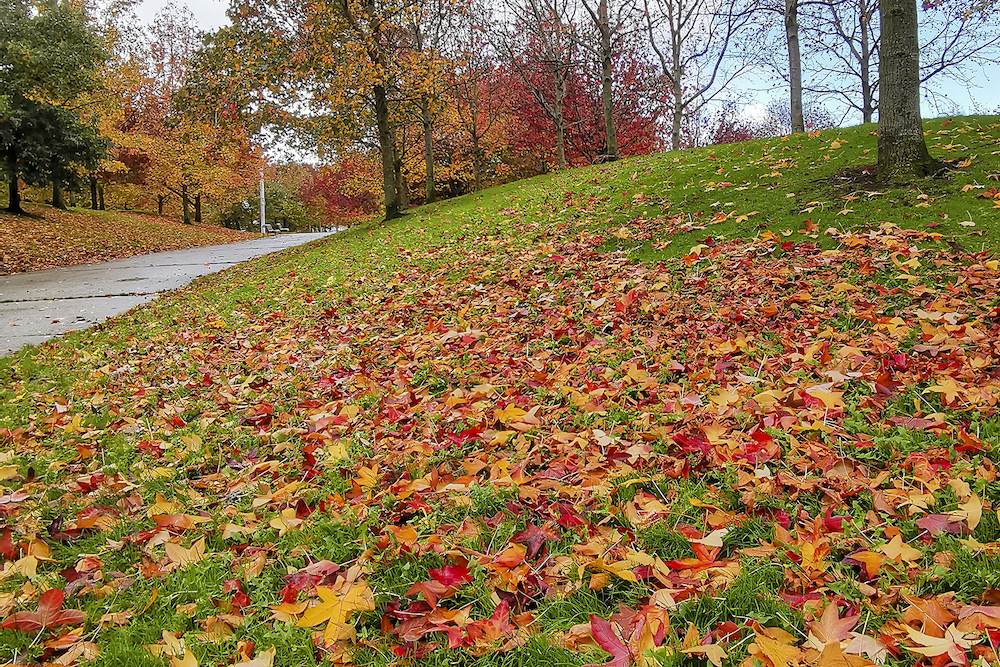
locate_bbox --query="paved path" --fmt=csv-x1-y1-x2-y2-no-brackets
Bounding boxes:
0,232,333,355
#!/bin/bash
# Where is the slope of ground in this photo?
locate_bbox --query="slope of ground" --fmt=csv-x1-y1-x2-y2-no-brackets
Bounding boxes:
0,205,255,275
0,118,999,667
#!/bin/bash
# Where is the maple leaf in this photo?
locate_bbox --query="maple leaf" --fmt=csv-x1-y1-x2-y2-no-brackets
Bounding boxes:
296,583,375,644
878,535,922,563
809,602,860,646
904,624,977,666
916,514,969,536
1,589,87,633
428,564,473,587
751,628,802,667
405,579,453,608
164,537,207,568
584,615,631,667
922,378,964,404
233,647,276,667
511,523,560,559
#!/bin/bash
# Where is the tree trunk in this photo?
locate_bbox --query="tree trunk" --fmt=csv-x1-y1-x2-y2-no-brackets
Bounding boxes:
194,194,202,223
52,177,65,210
90,176,98,210
6,151,22,214
876,0,941,179
786,0,805,133
394,153,409,210
671,84,683,151
374,84,400,220
157,194,166,215
421,95,435,204
181,183,192,223
472,134,482,193
860,0,875,124
554,73,567,170
598,0,618,160
98,185,105,210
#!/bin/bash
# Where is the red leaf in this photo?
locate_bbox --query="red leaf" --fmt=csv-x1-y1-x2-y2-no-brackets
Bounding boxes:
428,564,473,587
405,579,453,608
0,526,16,559
511,524,560,559
585,615,631,667
916,514,969,536
1,589,87,633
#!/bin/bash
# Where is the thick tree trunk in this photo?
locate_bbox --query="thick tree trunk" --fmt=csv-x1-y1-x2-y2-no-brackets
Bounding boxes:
421,96,435,204
98,185,104,210
877,0,941,179
374,84,400,220
394,154,409,211
157,194,166,215
194,194,202,223
786,0,805,134
181,183,192,223
90,176,98,210
598,0,618,160
52,177,65,210
6,154,22,214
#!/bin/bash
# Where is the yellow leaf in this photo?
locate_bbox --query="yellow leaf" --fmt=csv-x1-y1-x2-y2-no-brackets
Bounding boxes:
164,538,206,568
233,647,276,667
296,583,375,644
268,508,303,536
878,535,922,563
497,404,528,424
954,494,983,531
753,630,801,667
923,378,964,404
171,651,198,667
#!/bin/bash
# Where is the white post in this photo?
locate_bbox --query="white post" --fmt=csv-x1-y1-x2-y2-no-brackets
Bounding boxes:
259,175,266,234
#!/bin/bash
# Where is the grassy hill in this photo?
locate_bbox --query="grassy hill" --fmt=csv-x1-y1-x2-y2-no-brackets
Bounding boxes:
0,205,254,275
0,117,999,667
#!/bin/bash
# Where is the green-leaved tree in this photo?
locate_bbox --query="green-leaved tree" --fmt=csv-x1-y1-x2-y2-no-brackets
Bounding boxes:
0,0,107,213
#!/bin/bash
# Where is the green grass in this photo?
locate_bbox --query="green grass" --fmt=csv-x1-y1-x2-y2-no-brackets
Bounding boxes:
1,117,1000,666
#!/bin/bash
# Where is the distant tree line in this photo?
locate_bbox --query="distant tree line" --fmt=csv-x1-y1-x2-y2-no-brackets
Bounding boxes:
3,0,995,223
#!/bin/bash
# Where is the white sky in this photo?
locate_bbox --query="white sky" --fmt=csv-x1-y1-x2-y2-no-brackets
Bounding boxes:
134,0,230,31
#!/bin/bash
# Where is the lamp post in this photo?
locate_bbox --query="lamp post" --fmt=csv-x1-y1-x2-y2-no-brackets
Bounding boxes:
259,173,266,235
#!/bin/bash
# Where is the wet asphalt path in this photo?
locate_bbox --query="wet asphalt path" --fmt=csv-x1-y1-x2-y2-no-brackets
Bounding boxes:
0,232,333,355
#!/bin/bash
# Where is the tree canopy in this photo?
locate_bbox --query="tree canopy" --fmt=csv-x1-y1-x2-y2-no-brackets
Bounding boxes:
0,0,107,213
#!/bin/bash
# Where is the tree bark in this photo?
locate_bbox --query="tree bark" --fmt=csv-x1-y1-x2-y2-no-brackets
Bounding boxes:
194,194,202,223
374,83,400,220
554,72,567,170
472,134,482,193
421,95,435,203
6,153,22,214
597,0,618,160
181,183,192,223
860,0,875,124
98,185,104,210
785,0,805,134
90,176,98,210
157,194,166,215
52,177,65,210
876,0,941,179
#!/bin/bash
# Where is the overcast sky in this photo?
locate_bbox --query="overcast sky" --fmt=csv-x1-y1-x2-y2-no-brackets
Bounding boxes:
134,0,230,31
